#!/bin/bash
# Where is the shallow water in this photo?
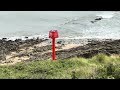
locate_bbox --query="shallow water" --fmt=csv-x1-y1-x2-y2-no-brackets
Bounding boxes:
0,11,119,40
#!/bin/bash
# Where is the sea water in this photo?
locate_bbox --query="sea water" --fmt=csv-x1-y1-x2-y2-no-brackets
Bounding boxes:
0,11,119,40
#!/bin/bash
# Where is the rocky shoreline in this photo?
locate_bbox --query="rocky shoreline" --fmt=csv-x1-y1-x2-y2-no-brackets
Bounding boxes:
0,37,120,65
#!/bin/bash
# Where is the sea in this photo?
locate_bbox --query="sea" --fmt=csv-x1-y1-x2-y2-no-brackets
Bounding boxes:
0,11,120,41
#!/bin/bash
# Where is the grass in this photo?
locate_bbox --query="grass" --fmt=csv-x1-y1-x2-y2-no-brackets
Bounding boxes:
0,53,120,79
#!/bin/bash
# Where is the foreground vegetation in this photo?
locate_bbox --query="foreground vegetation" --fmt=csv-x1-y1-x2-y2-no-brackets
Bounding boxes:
0,54,120,79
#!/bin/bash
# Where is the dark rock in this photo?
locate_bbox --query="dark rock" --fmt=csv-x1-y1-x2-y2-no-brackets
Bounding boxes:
25,36,28,39
95,17,103,20
0,37,120,62
57,41,62,44
2,38,7,41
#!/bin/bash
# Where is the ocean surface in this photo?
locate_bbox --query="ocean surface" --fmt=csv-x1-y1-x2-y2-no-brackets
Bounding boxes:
0,11,120,40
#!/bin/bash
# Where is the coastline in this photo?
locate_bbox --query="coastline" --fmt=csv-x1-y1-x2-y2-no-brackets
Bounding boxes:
0,36,120,65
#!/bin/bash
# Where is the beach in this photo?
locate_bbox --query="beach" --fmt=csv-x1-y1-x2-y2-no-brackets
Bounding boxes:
0,37,120,65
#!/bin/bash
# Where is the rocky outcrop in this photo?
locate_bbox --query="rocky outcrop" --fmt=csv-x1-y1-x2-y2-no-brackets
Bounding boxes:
0,37,48,60
27,39,120,61
91,16,103,23
55,39,120,59
0,37,120,64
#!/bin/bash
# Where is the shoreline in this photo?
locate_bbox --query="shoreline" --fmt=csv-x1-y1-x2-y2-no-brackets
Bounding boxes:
0,37,120,65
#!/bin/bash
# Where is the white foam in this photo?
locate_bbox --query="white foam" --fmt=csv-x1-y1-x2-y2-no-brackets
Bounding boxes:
0,34,48,41
0,11,120,41
96,12,115,19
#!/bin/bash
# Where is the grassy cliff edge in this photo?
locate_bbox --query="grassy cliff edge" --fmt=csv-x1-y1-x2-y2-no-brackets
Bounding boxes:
0,54,120,79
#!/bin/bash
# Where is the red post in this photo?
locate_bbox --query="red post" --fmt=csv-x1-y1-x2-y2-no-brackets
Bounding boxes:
49,30,58,61
52,38,56,60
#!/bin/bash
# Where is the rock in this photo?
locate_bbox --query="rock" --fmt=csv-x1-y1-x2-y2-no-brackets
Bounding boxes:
33,45,52,52
25,36,28,39
2,38,7,41
0,37,120,62
57,41,62,44
0,54,6,61
95,17,103,20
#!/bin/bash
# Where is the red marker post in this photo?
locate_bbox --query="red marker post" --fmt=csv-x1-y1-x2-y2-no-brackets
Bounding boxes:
49,30,59,61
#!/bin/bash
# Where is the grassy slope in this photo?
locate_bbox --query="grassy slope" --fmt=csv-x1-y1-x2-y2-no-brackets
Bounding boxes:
0,54,120,79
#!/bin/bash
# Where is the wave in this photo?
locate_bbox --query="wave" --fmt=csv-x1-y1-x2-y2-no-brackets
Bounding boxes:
0,11,120,40
96,12,115,18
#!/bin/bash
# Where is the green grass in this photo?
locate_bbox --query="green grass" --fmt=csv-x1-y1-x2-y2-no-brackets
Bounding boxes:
0,53,120,79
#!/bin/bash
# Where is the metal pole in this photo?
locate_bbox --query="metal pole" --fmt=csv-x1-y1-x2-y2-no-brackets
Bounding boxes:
52,38,56,60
